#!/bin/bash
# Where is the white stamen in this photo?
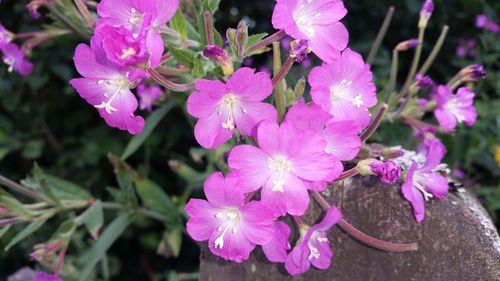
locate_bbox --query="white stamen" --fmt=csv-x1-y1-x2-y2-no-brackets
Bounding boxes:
213,208,241,250
218,94,245,131
267,157,292,192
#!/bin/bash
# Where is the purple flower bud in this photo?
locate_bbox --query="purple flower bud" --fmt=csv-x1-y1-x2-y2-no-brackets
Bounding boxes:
415,74,435,88
460,64,486,82
421,0,434,15
395,39,420,51
289,39,311,62
203,45,234,76
381,147,405,159
419,0,434,28
369,160,402,185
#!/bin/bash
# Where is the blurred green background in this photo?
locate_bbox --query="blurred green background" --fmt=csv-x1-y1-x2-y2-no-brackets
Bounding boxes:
0,0,499,280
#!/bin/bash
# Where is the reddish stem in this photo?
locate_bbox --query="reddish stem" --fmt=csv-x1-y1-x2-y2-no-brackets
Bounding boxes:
161,53,173,63
311,191,418,252
14,31,41,39
148,68,195,92
74,0,96,29
360,104,388,142
334,167,359,182
54,244,68,275
292,215,303,226
247,30,286,54
272,57,294,87
203,12,215,46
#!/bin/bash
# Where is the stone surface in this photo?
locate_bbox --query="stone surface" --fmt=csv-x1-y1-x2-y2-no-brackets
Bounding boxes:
200,176,500,281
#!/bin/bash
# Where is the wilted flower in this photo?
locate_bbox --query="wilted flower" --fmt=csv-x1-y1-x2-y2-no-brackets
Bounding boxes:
262,221,291,263
369,160,402,184
228,119,337,216
187,67,277,148
289,39,311,62
459,64,486,82
69,42,145,134
272,0,348,63
433,86,477,132
309,48,377,128
1,43,33,76
402,142,449,223
185,172,275,263
137,83,162,112
285,206,342,275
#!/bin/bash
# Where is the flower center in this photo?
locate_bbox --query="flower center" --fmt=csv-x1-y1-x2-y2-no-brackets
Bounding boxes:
413,173,434,201
3,56,15,72
444,99,465,123
293,1,322,38
330,79,364,108
218,93,246,131
308,232,328,260
94,77,130,114
267,157,292,192
213,208,241,249
119,47,137,60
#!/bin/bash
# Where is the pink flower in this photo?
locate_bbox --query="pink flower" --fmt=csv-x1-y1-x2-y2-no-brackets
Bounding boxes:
285,205,342,275
1,43,33,76
309,48,377,128
69,43,145,135
284,103,361,190
369,160,401,185
272,0,348,63
94,21,151,68
185,172,275,263
187,67,277,149
228,119,337,216
476,14,489,28
137,83,162,112
433,86,477,132
0,24,12,47
35,272,62,281
97,0,179,68
262,221,291,263
402,142,449,223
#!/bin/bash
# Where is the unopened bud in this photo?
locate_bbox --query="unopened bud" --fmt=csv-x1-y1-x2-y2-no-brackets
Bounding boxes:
357,159,380,176
418,0,434,28
203,45,234,76
395,39,420,52
459,64,486,82
293,77,306,101
381,147,405,159
415,74,435,88
236,20,248,49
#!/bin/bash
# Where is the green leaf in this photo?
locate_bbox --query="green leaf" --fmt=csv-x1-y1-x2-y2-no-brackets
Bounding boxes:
204,0,221,13
0,225,11,239
170,10,188,40
79,213,135,281
157,226,183,258
5,219,47,250
121,102,176,160
191,54,206,78
169,48,195,68
33,164,61,206
51,219,77,240
109,155,137,206
134,177,178,226
0,196,33,218
76,200,104,240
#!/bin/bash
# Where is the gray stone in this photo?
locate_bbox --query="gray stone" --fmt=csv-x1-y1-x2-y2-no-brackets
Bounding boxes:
200,176,500,281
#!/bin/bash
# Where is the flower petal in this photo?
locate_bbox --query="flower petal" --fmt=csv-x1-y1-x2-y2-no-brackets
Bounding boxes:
185,199,219,241
193,114,232,149
262,221,291,263
228,145,271,193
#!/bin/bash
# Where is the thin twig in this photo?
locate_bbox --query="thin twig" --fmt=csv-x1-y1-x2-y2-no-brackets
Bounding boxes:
418,25,449,75
367,6,395,65
148,68,195,92
247,30,286,55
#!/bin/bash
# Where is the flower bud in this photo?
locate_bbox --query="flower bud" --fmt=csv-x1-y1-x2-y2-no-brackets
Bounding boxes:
415,74,435,88
459,64,486,82
236,20,248,49
289,39,311,62
293,77,306,101
356,159,380,176
369,160,402,185
381,147,405,159
395,39,420,52
203,45,234,77
418,0,434,28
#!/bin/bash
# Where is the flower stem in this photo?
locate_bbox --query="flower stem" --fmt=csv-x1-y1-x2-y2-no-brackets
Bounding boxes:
54,243,68,275
384,50,399,105
161,53,173,63
46,4,88,38
14,31,42,39
418,25,449,75
272,42,289,121
311,191,418,252
292,215,303,226
247,30,286,55
148,68,195,92
361,104,388,142
74,0,96,29
367,6,395,65
203,12,215,46
334,167,359,182
156,66,191,76
0,174,53,203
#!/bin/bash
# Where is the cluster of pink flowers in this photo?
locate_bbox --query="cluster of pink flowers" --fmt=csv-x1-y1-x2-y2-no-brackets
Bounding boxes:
70,0,178,134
